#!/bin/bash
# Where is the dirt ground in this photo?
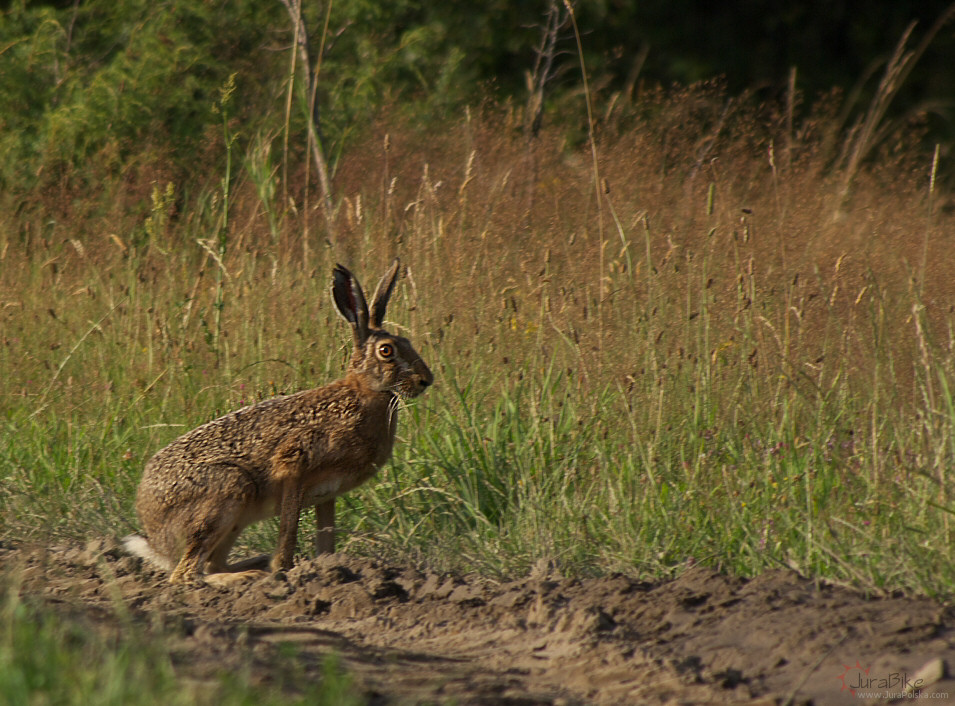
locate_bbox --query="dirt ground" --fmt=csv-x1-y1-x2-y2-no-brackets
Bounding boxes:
2,538,954,705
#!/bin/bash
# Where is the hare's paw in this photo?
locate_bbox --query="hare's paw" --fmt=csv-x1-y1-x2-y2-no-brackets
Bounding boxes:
224,553,271,572
204,570,270,587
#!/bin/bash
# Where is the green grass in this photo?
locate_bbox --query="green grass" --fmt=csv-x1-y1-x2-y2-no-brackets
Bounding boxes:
356,340,954,594
2,93,955,601
3,8,954,702
0,579,362,706
3,88,955,703
3,226,954,597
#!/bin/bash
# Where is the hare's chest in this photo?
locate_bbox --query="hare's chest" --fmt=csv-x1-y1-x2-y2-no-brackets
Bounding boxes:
300,400,394,463
301,407,396,498
342,401,396,457
370,410,398,464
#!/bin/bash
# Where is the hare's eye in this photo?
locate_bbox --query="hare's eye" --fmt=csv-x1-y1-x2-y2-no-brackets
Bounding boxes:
377,343,394,359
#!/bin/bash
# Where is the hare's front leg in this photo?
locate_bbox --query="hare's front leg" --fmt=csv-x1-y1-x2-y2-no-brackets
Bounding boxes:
315,499,335,554
272,477,305,572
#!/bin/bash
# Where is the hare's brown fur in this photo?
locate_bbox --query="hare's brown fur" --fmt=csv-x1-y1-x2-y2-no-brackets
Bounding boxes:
125,260,432,583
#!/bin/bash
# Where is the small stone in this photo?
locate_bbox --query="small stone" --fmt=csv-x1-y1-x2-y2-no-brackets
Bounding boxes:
905,658,946,694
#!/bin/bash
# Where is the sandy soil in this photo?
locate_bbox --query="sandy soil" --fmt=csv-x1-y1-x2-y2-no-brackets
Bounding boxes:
2,538,953,705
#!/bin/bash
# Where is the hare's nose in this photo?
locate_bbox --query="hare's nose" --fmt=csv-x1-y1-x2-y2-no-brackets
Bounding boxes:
415,362,434,390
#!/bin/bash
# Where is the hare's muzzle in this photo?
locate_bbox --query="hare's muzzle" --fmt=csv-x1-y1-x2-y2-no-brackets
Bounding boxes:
413,360,434,395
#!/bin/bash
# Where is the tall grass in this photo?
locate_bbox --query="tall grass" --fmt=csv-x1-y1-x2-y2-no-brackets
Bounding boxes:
2,88,954,596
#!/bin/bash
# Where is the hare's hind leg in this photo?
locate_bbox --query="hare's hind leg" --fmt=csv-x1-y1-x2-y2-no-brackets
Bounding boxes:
204,551,271,587
204,555,271,586
207,523,271,574
168,517,223,584
169,515,266,584
166,475,261,584
206,527,270,573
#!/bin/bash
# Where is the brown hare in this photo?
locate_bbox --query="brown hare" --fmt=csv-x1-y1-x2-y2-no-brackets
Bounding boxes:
124,259,433,584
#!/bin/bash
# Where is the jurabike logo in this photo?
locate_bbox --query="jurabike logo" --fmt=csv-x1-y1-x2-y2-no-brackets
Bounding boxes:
837,661,923,697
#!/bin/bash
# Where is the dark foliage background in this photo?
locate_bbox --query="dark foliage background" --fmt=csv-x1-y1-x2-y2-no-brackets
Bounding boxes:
1,1,953,215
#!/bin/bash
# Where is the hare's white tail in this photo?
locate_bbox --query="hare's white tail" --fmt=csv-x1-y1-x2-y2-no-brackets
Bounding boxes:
122,534,173,572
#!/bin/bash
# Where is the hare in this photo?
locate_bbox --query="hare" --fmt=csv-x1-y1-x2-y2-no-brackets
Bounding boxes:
123,259,432,584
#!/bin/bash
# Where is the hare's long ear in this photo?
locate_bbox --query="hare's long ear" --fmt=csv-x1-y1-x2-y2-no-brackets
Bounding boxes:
332,264,369,346
369,258,400,329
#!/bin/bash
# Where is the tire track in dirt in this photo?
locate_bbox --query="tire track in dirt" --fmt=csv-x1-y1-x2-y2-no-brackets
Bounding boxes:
3,539,954,704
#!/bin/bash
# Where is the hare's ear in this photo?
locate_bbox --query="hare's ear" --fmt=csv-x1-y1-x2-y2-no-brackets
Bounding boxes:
332,264,369,346
369,258,400,329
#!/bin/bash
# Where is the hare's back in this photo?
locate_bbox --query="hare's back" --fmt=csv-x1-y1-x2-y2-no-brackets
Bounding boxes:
141,386,366,478
141,393,305,476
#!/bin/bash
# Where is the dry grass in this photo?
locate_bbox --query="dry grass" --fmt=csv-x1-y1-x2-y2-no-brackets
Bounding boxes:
2,86,955,593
